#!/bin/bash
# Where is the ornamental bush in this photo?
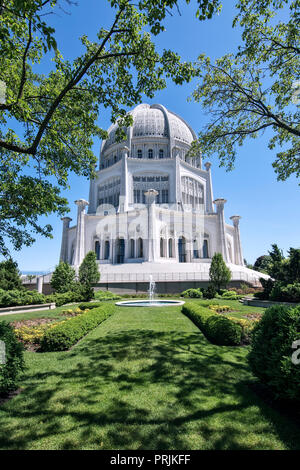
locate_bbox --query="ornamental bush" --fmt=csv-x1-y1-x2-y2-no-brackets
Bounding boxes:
202,285,217,299
0,322,25,395
41,303,115,351
0,289,47,307
181,288,203,298
182,303,242,346
269,282,300,303
248,304,300,401
221,290,242,300
94,290,121,301
46,288,86,307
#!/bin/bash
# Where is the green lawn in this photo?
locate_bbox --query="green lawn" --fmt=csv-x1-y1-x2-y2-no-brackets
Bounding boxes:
0,302,300,450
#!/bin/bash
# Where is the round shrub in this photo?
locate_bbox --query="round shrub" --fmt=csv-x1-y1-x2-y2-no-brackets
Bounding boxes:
248,304,300,401
203,285,216,299
181,288,203,298
221,290,241,300
0,322,25,395
269,282,300,303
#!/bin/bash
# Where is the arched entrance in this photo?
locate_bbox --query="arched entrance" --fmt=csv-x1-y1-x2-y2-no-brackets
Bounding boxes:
116,238,125,264
178,237,186,263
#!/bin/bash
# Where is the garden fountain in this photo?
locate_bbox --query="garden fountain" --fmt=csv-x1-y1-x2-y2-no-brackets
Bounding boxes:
148,275,156,304
115,275,185,307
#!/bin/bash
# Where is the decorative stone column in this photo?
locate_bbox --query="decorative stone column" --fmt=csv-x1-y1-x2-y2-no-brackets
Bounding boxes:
144,189,158,262
230,215,244,266
36,276,43,294
73,199,89,267
119,146,129,213
213,198,229,262
59,217,72,263
205,162,214,213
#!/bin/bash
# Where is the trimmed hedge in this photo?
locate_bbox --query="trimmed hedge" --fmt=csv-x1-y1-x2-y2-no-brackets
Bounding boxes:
182,303,242,346
46,290,85,307
0,322,25,395
78,302,105,311
41,303,115,351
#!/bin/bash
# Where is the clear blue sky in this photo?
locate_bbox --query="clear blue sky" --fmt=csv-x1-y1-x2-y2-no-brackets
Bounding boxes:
7,0,300,272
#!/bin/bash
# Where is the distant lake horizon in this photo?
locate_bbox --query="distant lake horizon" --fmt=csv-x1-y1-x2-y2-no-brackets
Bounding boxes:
21,271,50,276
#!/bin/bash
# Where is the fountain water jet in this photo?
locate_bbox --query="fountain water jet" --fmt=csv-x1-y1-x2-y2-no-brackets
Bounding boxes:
115,275,185,307
148,275,156,304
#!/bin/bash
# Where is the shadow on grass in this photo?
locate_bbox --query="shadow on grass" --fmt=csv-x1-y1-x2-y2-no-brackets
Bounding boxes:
0,327,300,449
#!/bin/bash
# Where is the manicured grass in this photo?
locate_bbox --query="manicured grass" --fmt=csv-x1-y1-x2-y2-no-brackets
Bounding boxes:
0,302,299,450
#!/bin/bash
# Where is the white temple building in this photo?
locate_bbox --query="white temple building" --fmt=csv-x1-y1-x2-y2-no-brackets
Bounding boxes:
59,103,266,292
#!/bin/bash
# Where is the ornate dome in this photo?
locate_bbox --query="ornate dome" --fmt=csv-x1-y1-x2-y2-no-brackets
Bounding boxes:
101,103,196,155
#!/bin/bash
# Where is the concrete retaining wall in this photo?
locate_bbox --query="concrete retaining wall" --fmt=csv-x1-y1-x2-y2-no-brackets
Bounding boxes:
0,303,56,316
24,280,255,296
243,299,299,308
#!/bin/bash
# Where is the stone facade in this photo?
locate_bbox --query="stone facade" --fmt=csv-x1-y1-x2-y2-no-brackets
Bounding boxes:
59,103,265,286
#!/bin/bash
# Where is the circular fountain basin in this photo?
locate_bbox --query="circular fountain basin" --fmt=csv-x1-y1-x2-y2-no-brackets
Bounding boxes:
115,299,185,307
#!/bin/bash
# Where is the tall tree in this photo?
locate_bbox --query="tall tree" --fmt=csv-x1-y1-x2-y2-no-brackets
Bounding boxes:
0,0,221,256
0,258,22,290
267,243,286,280
253,255,272,273
79,251,100,285
50,261,76,293
286,247,300,283
209,252,231,291
190,0,300,181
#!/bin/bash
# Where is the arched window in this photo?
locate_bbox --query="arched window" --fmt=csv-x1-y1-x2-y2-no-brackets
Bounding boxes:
104,240,110,260
178,237,186,263
95,240,100,260
116,238,125,264
137,238,143,258
114,155,117,163
193,239,200,259
160,238,164,257
137,149,142,158
130,239,135,258
203,239,209,258
148,149,153,159
168,239,173,258
159,149,164,159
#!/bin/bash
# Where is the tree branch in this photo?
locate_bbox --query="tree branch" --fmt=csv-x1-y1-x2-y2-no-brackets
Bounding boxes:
17,19,33,102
